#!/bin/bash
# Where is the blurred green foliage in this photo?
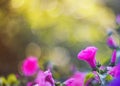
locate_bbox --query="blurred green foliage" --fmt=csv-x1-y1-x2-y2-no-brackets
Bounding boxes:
0,0,119,80
0,74,19,86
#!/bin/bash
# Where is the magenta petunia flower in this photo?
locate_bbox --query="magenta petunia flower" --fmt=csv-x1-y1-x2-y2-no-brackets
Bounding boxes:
21,56,39,76
77,46,98,69
108,64,120,77
64,72,85,86
35,69,55,86
27,82,33,86
107,36,117,49
111,49,117,64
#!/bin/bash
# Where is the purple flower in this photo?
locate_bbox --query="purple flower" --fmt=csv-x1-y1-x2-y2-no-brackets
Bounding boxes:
77,46,98,69
110,49,117,64
107,36,117,49
116,14,120,24
64,72,85,86
108,77,120,86
108,64,120,77
21,56,39,76
35,69,55,86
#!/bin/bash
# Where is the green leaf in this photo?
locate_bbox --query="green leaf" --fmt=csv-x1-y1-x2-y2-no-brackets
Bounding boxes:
55,82,65,86
105,74,113,82
0,77,8,85
84,72,95,85
7,74,19,85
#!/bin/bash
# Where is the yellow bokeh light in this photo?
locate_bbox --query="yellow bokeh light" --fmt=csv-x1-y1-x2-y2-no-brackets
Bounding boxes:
11,0,115,29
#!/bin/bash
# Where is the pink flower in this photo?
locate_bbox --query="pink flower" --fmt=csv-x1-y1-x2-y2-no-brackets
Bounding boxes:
108,64,120,77
21,56,39,76
64,72,85,86
111,49,117,64
77,46,98,69
27,82,33,86
35,69,55,86
107,36,117,49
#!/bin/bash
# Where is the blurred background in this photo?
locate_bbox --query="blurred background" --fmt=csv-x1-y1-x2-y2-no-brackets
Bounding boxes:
0,0,120,80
